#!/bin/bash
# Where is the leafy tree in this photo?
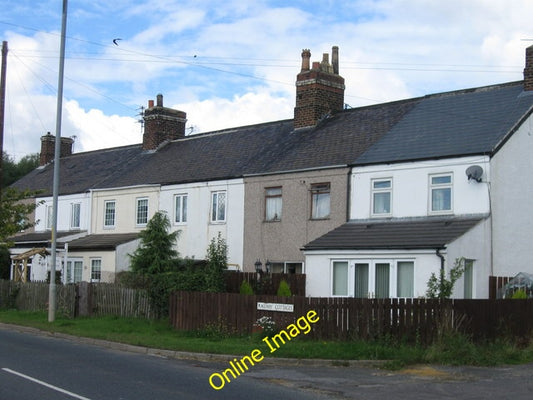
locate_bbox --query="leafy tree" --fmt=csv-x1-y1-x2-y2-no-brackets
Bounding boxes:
0,188,40,245
0,245,11,280
426,257,466,299
130,211,179,275
2,152,40,186
204,232,228,292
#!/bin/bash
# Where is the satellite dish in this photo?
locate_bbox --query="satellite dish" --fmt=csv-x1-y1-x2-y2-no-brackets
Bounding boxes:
466,165,483,182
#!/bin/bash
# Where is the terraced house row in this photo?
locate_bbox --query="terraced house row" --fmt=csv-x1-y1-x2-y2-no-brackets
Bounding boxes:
9,45,533,299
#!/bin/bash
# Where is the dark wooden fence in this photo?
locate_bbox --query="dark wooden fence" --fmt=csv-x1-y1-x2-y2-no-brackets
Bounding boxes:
170,291,533,344
224,272,306,296
489,275,513,299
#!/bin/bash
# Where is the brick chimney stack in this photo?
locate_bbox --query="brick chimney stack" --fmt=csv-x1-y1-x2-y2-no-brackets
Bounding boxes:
294,46,345,129
524,45,533,91
39,132,74,166
142,94,187,150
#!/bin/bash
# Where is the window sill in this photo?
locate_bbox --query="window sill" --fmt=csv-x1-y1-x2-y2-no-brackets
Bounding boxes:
310,217,330,221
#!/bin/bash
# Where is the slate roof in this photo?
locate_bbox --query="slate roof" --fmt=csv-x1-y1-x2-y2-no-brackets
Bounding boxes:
10,231,85,248
10,81,533,195
11,98,418,193
68,233,139,251
302,216,486,251
355,81,533,165
11,145,143,196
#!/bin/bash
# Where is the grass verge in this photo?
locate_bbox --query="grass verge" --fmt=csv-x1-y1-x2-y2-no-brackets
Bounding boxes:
1,310,532,368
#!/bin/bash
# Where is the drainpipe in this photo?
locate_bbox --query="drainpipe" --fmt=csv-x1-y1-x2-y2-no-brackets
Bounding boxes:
436,248,445,297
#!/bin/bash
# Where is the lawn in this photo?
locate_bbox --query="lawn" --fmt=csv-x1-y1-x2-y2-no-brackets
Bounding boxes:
1,310,532,369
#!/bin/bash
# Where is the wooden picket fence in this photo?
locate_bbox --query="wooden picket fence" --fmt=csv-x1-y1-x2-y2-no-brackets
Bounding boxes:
170,291,533,344
90,283,154,319
0,281,153,319
0,280,76,317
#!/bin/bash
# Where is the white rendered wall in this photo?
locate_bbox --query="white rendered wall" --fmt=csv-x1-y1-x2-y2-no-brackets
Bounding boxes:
34,193,90,232
351,156,491,220
491,113,533,277
159,179,245,269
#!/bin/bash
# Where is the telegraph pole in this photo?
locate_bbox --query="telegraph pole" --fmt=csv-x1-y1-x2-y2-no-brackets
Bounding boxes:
0,41,7,200
49,0,68,322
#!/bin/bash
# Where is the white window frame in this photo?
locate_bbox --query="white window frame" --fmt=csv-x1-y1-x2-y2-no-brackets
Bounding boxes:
90,258,102,282
310,183,331,220
104,200,116,228
265,187,282,221
70,202,81,229
331,260,349,297
371,178,392,216
396,260,415,298
174,194,188,224
45,205,53,230
330,259,414,298
211,191,227,223
136,197,149,226
429,173,453,214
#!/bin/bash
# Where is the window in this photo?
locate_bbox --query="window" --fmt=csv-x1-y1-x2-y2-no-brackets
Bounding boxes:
211,191,226,222
46,205,53,230
136,198,149,226
91,259,102,282
70,203,81,229
397,261,414,298
430,174,452,213
332,261,348,296
311,183,330,219
354,263,369,298
104,200,116,228
66,260,83,283
372,179,392,215
464,259,474,299
375,263,390,298
174,194,188,223
265,187,282,221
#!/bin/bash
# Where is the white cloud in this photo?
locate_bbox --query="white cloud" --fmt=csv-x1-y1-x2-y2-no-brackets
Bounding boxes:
3,0,533,160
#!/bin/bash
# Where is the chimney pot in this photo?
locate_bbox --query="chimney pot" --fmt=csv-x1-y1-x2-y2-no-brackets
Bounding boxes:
301,49,311,71
332,46,339,74
148,99,154,108
524,45,533,91
156,94,163,107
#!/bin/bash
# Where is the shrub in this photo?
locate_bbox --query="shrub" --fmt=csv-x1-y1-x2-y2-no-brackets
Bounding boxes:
239,280,254,295
276,279,292,297
512,289,527,299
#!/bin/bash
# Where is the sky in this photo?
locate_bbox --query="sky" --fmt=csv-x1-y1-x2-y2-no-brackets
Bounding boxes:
1,0,532,160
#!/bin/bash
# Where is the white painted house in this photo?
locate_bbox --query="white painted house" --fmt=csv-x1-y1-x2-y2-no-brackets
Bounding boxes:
304,72,533,299
159,179,245,269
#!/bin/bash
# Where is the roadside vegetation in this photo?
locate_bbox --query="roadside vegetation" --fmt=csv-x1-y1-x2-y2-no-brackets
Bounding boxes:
1,310,532,369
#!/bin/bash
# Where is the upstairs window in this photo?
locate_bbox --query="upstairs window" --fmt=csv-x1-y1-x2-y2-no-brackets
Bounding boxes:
70,203,81,229
265,187,282,221
372,179,392,216
104,200,116,228
136,198,149,226
46,205,53,230
175,194,188,223
311,183,330,219
211,191,226,222
430,174,452,213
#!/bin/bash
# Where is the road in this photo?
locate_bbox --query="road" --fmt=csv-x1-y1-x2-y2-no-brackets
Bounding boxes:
0,327,326,400
1,325,533,399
